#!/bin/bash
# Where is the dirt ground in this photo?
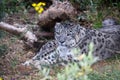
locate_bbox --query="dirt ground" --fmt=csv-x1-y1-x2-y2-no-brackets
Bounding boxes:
0,12,42,80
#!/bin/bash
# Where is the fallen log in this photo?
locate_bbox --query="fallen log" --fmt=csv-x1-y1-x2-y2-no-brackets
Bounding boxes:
0,22,37,43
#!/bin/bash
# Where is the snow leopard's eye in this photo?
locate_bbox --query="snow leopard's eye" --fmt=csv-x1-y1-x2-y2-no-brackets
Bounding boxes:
55,31,60,35
67,33,70,36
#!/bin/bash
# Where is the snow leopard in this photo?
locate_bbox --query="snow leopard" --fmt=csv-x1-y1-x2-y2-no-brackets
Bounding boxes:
102,18,119,27
23,22,120,69
23,40,76,69
100,18,120,37
55,22,120,60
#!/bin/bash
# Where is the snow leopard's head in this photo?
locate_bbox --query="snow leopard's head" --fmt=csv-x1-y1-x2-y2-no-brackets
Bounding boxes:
55,22,86,48
102,18,118,27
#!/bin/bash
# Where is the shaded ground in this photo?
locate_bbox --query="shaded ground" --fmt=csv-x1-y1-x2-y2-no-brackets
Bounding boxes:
0,12,41,80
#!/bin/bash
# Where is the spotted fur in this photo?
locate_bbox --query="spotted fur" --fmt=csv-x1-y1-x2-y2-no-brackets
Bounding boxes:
102,18,118,27
55,22,120,60
24,22,120,69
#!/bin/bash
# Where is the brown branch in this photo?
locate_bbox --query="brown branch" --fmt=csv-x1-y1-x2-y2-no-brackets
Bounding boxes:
35,32,54,37
0,22,37,43
0,22,25,35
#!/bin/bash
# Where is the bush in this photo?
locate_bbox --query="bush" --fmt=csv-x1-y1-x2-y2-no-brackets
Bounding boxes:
38,43,98,80
0,0,5,21
89,70,120,80
36,42,120,80
0,30,6,39
1,0,33,14
0,44,8,57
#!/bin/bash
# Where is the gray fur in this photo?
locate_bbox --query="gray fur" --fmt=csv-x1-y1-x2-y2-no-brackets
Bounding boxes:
24,22,120,69
102,18,119,27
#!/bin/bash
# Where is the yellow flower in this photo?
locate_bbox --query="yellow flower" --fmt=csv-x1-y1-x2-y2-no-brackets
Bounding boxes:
41,2,46,6
37,2,42,6
32,2,46,14
76,54,85,61
37,2,46,6
0,77,3,80
77,72,85,76
76,71,85,78
32,3,37,7
35,6,40,11
80,66,93,75
38,8,44,14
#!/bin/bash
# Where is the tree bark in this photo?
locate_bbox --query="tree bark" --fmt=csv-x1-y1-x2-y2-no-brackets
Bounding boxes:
0,22,37,43
38,1,77,30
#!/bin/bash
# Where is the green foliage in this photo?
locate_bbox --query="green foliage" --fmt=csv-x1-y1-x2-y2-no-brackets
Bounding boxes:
87,11,103,29
70,0,120,10
39,43,98,80
39,68,52,80
1,0,33,14
71,0,120,29
0,44,8,57
57,43,97,80
70,0,102,11
57,63,79,80
11,58,19,68
0,30,7,58
89,70,120,80
0,30,6,39
37,42,120,80
0,0,5,21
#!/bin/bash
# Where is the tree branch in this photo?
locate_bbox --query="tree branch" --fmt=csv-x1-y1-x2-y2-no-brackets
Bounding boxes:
0,22,37,43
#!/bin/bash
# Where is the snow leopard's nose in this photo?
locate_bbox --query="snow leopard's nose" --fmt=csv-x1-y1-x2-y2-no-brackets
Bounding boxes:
58,36,66,43
59,39,65,43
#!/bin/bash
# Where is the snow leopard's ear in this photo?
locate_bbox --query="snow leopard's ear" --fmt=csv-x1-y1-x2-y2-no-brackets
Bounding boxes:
102,18,118,27
55,23,62,30
54,22,65,35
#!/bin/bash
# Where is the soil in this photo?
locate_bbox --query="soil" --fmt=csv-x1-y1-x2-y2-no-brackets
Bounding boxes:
0,11,43,80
